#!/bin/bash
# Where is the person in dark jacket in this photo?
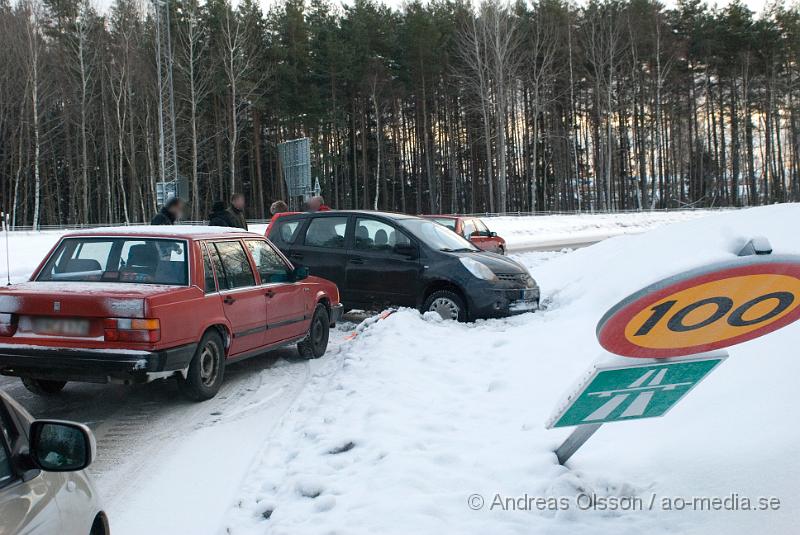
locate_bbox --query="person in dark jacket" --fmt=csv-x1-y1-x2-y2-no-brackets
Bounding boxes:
208,201,234,227
151,197,184,225
227,193,248,230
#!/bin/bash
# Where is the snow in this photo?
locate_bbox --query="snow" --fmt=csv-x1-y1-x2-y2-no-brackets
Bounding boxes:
221,204,800,535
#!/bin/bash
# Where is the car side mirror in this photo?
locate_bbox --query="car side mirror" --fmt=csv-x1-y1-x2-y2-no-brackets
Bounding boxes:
292,266,309,281
394,243,418,258
489,231,497,237
29,420,95,472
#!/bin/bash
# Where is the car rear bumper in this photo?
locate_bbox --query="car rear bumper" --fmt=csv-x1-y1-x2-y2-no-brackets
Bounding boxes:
330,303,344,325
0,343,197,384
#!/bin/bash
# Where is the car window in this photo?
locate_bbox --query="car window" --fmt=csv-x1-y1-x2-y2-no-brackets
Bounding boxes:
462,220,476,237
398,219,479,252
269,218,303,246
473,219,490,236
304,217,348,249
213,241,256,289
0,406,17,487
206,243,228,289
354,218,411,252
38,237,188,285
246,240,291,283
202,244,217,293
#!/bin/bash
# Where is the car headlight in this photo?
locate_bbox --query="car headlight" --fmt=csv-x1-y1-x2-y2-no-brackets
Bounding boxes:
459,257,497,281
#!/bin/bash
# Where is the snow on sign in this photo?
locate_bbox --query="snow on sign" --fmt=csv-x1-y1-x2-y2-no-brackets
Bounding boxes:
596,255,800,358
546,353,726,428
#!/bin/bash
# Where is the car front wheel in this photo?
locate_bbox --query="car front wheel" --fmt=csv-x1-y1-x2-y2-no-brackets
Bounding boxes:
423,290,467,321
298,304,330,359
21,378,67,396
178,330,225,401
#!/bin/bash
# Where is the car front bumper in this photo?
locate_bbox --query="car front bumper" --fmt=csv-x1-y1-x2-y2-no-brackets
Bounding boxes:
0,343,197,384
468,285,540,320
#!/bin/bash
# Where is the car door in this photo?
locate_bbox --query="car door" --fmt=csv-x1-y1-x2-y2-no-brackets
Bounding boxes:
209,240,266,356
286,214,351,301
345,217,421,308
245,239,309,344
0,399,64,535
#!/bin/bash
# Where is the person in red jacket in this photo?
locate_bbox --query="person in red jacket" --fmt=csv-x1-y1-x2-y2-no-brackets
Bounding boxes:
308,196,331,212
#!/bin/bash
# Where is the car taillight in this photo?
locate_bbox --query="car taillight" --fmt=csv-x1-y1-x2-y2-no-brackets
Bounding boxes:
0,313,17,337
104,318,161,342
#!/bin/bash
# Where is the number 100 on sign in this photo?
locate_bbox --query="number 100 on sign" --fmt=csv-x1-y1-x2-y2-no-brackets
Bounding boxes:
597,257,800,358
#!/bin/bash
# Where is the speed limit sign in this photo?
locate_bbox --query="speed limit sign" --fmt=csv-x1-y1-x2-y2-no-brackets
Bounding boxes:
597,255,800,358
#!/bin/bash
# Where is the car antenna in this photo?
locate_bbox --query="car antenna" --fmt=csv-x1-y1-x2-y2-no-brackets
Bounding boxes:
2,212,10,285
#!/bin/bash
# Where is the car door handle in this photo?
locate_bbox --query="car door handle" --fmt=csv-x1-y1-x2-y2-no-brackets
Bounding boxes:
265,290,275,298
223,296,236,305
350,258,365,265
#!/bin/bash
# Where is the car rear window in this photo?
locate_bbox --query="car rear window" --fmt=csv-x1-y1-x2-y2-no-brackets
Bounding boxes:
37,237,188,285
269,218,303,246
431,218,456,231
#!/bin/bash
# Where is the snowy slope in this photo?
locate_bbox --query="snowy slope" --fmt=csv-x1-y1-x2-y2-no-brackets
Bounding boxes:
223,204,800,535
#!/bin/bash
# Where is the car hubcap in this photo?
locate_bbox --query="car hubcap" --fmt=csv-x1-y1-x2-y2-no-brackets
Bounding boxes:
199,343,219,386
429,297,460,320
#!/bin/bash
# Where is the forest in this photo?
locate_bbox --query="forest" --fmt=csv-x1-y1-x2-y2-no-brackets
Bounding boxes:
1,0,799,227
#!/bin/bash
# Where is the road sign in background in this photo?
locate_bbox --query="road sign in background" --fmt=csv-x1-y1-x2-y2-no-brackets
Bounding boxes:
278,138,312,201
547,353,727,429
597,256,800,358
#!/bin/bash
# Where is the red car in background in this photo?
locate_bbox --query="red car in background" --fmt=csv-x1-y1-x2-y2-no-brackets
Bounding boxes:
422,215,507,255
0,227,342,401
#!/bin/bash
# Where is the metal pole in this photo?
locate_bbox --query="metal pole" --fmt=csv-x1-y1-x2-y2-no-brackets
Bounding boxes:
3,213,10,285
554,423,602,465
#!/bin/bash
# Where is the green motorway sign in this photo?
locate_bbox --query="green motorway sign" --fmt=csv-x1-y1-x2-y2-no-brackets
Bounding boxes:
547,354,727,428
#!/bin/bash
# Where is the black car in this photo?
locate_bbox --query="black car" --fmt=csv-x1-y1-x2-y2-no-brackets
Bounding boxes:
266,211,539,321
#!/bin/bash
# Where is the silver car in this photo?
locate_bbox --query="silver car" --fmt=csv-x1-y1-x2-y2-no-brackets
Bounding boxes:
0,390,108,534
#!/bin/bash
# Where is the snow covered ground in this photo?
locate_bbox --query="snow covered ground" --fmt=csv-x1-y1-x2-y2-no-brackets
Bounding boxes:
0,210,709,283
222,204,800,535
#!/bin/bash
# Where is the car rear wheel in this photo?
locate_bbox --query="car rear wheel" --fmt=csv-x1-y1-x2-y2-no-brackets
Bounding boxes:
21,377,67,396
178,330,225,401
423,290,467,322
297,304,330,359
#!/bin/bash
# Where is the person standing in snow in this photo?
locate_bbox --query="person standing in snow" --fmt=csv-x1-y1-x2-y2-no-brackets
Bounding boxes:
308,195,331,212
227,193,248,230
208,201,235,227
151,197,184,225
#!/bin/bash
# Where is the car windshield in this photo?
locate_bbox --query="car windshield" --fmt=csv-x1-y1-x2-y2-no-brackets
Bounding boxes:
37,237,189,285
399,219,479,252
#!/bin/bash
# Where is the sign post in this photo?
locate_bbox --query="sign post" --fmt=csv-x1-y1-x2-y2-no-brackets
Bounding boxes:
548,353,727,464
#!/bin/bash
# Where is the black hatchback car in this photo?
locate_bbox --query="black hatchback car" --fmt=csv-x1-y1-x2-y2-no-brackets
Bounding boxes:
266,211,539,321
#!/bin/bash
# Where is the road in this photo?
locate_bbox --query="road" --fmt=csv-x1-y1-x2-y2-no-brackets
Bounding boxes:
0,326,354,534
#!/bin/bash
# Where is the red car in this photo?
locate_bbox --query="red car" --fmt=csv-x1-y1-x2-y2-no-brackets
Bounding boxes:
422,215,506,255
0,227,342,401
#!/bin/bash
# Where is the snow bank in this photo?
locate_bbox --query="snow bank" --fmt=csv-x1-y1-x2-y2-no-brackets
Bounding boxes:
224,204,800,535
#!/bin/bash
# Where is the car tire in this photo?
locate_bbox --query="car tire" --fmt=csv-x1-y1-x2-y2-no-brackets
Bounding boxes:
21,378,67,395
178,330,226,402
297,304,330,359
423,290,467,322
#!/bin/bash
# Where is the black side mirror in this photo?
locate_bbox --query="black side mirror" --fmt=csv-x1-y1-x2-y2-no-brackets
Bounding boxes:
293,266,310,281
29,420,95,472
489,231,497,237
394,243,418,258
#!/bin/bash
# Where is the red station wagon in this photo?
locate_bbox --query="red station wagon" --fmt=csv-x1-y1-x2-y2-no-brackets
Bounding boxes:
422,215,507,255
0,227,342,401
